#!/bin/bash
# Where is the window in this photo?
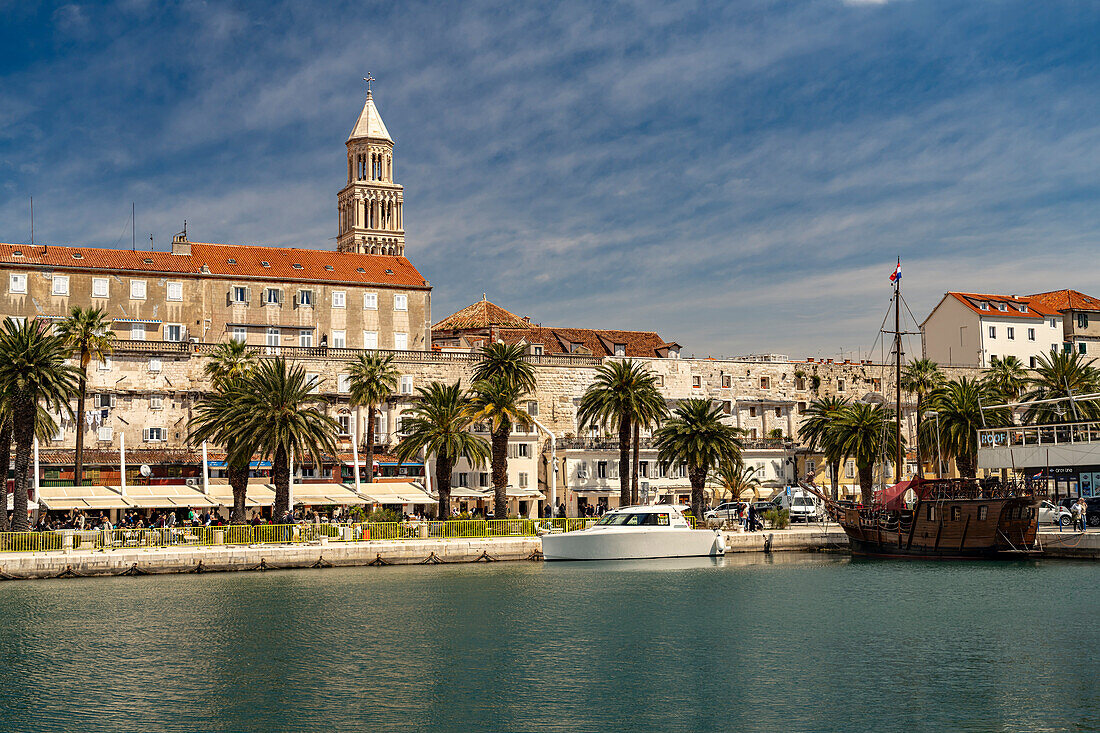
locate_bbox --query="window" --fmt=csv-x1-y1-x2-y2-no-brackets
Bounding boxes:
532,345,543,356
760,377,770,389
996,302,1007,311
337,374,351,393
692,376,701,389
978,301,989,310
1080,343,1088,355
297,290,313,307
232,327,246,343
526,400,539,417
722,375,732,389
94,394,116,408
775,407,782,417
1029,357,1037,369
266,328,280,353
99,357,112,371
51,276,69,296
845,460,855,479
1006,327,1014,340
364,292,378,310
749,406,757,417
614,343,625,357
479,472,490,488
806,459,816,475
978,506,988,521
394,294,408,311
797,401,807,412
1028,328,1035,341
167,281,183,301
837,378,846,392
8,274,26,294
306,373,320,393
655,375,664,387
363,331,378,349
130,280,146,299
332,290,346,308
518,473,528,488
576,461,589,480
232,286,247,304
1019,304,1028,313
264,288,281,305
509,443,530,458
332,330,346,348
455,473,469,488
143,427,165,442
597,461,608,479
88,277,109,298
299,330,313,347
338,415,350,436
872,378,882,391
951,506,961,521
394,332,408,350
98,426,113,442
795,376,806,390
150,395,164,410
148,358,162,372
131,323,145,341
639,461,648,478
400,375,414,394
165,324,183,342
1079,314,1089,329
1051,318,1058,328
988,326,996,339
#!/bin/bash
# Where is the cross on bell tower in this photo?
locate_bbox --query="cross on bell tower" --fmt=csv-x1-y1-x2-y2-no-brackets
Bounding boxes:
337,77,405,256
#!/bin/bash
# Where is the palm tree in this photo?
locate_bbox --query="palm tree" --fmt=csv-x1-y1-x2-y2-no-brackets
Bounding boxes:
218,358,340,519
630,382,667,504
466,377,533,518
395,382,490,518
346,352,400,483
900,358,943,477
55,306,112,487
926,377,1011,478
827,402,902,505
708,460,762,502
653,398,743,519
578,360,667,508
984,355,1028,403
797,396,849,500
473,342,537,393
203,340,258,389
1021,350,1100,424
0,319,79,531
189,379,256,524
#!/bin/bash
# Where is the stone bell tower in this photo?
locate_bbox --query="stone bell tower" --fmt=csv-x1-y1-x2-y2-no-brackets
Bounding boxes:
337,77,405,255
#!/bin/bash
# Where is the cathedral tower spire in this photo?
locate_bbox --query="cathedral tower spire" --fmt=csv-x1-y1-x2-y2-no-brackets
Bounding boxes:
337,78,405,255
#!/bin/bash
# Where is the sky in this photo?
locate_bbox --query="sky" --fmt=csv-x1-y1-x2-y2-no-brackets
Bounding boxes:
1,0,1099,359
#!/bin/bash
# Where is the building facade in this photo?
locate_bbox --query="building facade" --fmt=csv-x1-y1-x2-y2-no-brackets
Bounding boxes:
1028,289,1100,357
921,292,1063,368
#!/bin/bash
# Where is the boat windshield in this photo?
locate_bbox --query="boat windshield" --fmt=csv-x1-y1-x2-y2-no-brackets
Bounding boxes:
594,512,671,527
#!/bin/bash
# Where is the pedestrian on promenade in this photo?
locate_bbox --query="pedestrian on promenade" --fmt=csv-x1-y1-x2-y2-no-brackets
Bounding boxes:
1076,497,1088,533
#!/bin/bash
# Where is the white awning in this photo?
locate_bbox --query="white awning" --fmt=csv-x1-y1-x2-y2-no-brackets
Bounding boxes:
37,485,132,511
359,481,438,505
273,483,370,506
112,484,219,509
203,482,277,508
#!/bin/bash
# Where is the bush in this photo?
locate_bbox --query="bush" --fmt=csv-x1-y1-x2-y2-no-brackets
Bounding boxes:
365,507,403,524
762,509,790,529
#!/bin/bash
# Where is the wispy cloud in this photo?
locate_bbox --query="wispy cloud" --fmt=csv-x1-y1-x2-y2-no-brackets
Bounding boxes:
1,0,1098,358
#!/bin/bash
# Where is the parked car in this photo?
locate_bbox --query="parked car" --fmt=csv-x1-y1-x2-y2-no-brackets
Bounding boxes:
788,491,822,523
1058,497,1100,527
751,500,782,516
704,502,745,524
1038,500,1072,527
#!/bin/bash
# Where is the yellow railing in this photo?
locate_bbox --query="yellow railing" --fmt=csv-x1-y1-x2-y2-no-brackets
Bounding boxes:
0,518,603,554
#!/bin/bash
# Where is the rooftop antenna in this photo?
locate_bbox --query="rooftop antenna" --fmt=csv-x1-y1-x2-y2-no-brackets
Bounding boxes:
131,202,135,251
29,196,33,246
149,234,154,251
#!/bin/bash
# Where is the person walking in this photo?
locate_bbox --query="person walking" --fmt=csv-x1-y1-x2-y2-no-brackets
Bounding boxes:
1076,496,1089,533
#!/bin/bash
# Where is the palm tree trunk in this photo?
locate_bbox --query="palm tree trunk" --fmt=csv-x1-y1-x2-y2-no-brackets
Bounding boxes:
491,424,510,518
829,459,840,501
74,368,88,486
618,414,631,508
228,462,249,524
10,399,34,532
365,405,376,484
857,463,874,506
956,453,976,479
689,467,707,521
436,455,453,519
0,416,10,532
272,445,291,520
631,422,640,505
913,393,923,478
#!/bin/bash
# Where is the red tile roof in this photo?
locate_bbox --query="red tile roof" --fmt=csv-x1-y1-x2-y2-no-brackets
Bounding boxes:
0,241,430,289
431,298,529,330
1027,289,1100,313
946,292,1053,319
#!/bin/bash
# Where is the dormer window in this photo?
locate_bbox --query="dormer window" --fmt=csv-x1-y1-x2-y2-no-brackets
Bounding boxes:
357,267,365,273
324,265,334,271
996,302,1007,312
71,252,83,259
1019,305,1028,313
143,258,153,264
384,269,394,275
227,258,237,265
978,301,989,311
292,263,303,270
260,261,270,267
11,251,22,257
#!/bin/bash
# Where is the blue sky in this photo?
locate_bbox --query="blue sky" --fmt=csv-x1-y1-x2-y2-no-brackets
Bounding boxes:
2,1,1099,358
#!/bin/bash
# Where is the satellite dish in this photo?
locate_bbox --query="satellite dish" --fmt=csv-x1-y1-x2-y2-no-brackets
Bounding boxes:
139,464,152,477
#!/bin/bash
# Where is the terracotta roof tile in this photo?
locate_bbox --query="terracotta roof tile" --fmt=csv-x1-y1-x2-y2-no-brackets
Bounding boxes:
0,242,429,289
431,298,529,330
946,292,1053,319
1027,289,1100,313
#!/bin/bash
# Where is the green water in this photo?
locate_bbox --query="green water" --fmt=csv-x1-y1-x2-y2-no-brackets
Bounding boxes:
0,554,1096,732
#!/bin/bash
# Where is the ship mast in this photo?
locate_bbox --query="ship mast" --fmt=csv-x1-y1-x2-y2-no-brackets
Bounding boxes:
894,264,903,479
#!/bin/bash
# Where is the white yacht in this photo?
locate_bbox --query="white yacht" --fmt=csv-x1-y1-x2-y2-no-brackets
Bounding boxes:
540,505,726,561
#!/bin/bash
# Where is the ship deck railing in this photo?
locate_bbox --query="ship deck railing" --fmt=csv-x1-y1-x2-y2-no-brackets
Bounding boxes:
979,421,1100,449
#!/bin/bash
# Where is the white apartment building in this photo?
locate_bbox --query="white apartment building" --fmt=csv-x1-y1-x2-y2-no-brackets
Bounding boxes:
921,292,1063,368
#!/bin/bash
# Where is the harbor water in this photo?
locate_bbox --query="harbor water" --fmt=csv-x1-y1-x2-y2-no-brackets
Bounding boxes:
0,554,1096,732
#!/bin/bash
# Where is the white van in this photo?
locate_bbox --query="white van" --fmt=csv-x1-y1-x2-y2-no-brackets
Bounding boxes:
780,489,821,523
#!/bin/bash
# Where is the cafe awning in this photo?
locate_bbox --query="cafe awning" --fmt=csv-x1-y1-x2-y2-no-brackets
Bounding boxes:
446,487,488,499
37,485,132,511
203,482,276,508
114,484,219,509
506,487,543,499
359,481,438,505
276,483,370,506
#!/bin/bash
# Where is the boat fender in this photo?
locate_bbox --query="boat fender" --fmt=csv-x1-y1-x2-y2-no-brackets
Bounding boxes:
714,530,726,554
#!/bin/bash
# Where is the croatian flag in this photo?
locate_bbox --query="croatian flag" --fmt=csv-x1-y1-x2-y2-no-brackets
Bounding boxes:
890,259,901,283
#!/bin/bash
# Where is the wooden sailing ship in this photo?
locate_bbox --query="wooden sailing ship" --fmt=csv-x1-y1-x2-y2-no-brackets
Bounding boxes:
805,261,1040,559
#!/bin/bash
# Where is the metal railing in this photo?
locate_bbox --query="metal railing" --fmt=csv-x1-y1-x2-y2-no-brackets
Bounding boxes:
0,518,600,554
978,421,1100,449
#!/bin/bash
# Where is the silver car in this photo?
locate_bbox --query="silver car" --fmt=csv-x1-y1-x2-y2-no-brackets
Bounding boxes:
1038,500,1072,527
704,502,745,525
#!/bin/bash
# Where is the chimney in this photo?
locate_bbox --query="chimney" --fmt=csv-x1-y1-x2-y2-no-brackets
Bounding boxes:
522,316,531,324
171,221,191,255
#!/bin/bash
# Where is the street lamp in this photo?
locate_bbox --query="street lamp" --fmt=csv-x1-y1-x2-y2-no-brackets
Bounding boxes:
924,410,943,479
